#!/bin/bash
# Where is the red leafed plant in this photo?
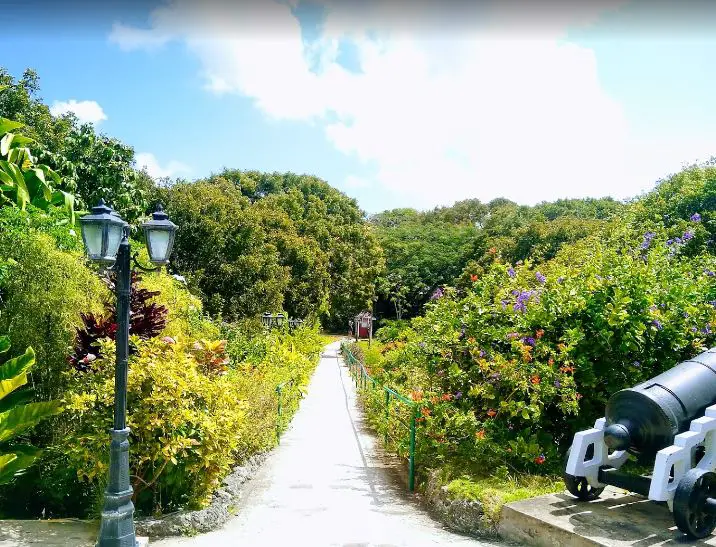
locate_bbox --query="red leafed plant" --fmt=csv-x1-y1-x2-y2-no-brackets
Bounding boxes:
69,271,168,371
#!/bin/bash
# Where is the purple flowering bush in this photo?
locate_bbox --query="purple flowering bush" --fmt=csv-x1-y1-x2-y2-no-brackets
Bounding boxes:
365,218,716,478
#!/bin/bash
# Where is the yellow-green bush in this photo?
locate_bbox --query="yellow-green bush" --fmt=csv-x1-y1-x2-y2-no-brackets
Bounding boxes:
63,336,247,514
137,267,220,341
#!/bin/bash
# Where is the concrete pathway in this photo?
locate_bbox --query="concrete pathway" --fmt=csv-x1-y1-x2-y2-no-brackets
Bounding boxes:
155,340,502,547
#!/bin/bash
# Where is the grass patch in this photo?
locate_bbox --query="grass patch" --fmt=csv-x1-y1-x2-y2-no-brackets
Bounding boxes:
319,333,345,346
444,473,563,525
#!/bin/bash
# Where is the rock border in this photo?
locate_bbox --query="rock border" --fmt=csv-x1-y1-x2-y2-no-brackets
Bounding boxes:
135,451,268,538
421,469,497,538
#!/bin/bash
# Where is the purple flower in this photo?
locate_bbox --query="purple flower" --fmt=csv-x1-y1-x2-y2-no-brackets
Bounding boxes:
501,299,510,310
641,232,657,250
652,319,663,330
430,287,444,300
675,237,683,244
489,372,501,381
649,304,658,312
511,289,520,296
684,311,690,318
692,326,699,333
478,350,486,358
507,267,516,278
419,342,426,348
523,337,536,347
706,270,716,277
633,361,641,367
703,324,712,335
536,272,546,284
666,239,674,246
557,276,565,284
683,231,694,241
710,300,716,308
455,391,463,399
554,380,561,388
692,213,702,222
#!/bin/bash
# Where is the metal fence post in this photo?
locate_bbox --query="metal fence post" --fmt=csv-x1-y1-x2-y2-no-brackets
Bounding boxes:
384,390,390,446
276,385,282,443
409,405,417,492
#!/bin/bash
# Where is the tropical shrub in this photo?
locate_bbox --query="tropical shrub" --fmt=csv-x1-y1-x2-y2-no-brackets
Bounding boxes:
0,337,63,485
363,211,716,479
0,116,75,220
62,336,247,514
0,207,108,401
69,271,169,370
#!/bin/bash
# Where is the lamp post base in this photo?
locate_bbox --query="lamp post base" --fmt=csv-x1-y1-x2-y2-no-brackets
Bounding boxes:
96,428,138,547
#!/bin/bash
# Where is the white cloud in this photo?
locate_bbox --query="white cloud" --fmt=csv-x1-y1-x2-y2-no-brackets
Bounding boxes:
135,152,191,179
50,99,107,125
109,0,715,209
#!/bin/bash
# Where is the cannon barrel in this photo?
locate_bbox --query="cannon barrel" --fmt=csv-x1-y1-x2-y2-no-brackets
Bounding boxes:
604,348,716,458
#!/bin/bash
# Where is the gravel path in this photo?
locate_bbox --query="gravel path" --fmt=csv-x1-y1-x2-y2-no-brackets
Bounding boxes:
154,340,503,547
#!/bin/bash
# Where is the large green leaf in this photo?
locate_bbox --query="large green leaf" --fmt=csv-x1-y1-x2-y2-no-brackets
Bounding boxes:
0,336,9,355
0,161,29,209
0,118,24,137
24,168,52,203
0,445,42,485
0,401,63,443
0,372,27,401
0,347,34,382
0,388,33,413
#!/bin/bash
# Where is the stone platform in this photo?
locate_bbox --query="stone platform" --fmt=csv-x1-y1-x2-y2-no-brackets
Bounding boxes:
499,486,716,546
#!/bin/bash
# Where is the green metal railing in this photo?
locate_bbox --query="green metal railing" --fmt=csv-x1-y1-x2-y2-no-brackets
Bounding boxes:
275,379,298,443
341,342,418,491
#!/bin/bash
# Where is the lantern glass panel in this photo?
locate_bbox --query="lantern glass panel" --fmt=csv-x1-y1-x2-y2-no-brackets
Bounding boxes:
106,224,124,260
147,228,171,263
82,222,104,259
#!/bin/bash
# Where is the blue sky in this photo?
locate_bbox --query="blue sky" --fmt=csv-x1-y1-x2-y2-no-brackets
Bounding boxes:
2,0,716,214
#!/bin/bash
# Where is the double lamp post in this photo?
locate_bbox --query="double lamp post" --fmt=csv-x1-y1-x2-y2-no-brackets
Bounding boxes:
80,199,178,547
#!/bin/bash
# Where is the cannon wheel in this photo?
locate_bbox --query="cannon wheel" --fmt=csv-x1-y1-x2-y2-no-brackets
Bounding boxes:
674,468,716,539
563,447,605,501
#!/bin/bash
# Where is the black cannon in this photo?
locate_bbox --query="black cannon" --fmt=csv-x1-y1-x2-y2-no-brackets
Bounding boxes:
565,347,716,539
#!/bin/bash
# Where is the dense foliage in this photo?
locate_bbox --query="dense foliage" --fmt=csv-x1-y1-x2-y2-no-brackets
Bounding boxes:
354,164,716,490
371,197,623,320
160,170,384,328
0,337,62,485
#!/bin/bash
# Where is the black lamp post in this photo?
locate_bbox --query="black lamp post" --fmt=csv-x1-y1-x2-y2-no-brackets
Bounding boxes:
275,313,286,328
261,312,272,329
80,200,177,547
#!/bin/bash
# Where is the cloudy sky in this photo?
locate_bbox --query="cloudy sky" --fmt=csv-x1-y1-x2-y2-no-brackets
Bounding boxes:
3,0,716,213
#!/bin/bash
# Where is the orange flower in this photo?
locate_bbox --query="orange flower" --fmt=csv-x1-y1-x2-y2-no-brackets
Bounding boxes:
441,393,453,402
476,429,486,440
470,273,479,282
530,375,541,385
534,454,546,465
431,396,439,404
489,247,498,255
557,343,567,352
467,337,476,344
421,407,432,417
536,329,545,339
559,365,575,374
548,357,555,366
487,409,497,418
410,390,424,402
576,393,583,400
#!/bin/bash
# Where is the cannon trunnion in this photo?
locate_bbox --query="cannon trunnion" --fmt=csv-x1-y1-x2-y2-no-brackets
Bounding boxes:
565,348,716,539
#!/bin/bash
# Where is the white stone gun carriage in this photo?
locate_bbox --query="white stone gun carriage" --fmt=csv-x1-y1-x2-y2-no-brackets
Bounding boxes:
565,347,716,539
